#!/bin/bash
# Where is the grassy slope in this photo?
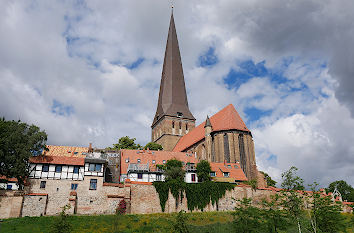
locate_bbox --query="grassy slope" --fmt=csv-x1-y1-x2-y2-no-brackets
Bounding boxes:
1,212,353,233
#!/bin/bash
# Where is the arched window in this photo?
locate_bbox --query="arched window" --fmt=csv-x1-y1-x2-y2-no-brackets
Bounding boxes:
224,133,230,163
179,121,182,129
186,123,188,131
172,121,175,128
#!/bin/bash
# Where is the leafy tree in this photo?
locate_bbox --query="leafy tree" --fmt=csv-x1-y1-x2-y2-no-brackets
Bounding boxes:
144,142,163,150
260,171,277,187
245,179,258,193
280,166,305,233
326,180,354,202
50,204,72,233
108,136,142,150
196,160,211,182
164,159,185,182
261,194,291,233
306,182,348,233
233,198,264,233
0,118,48,189
173,210,189,233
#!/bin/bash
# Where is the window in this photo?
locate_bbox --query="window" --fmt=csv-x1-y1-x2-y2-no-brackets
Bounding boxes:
137,173,143,179
125,158,129,163
6,184,12,190
172,121,175,128
162,160,166,164
40,181,46,189
210,172,216,177
186,124,188,131
177,112,183,117
42,165,49,172
179,121,182,129
89,164,102,172
224,133,230,163
55,165,62,173
223,172,230,177
71,183,78,190
137,159,141,163
73,166,79,174
227,165,231,168
156,174,162,181
152,160,156,164
234,165,239,169
89,179,97,190
191,174,196,182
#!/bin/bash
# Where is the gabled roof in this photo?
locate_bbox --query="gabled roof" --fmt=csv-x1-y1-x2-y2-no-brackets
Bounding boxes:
152,11,195,126
44,145,88,157
29,156,85,166
173,104,250,152
210,162,248,181
120,149,198,174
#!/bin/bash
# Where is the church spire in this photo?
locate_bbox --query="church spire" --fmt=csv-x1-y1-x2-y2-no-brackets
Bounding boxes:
152,10,195,127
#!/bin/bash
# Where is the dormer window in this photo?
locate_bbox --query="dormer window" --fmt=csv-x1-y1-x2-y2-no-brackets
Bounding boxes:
137,159,141,163
177,112,183,118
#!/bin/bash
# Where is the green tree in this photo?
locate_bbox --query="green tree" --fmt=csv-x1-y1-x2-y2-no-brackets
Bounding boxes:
280,166,305,233
108,136,142,150
326,180,354,202
144,142,163,150
260,171,277,187
50,204,72,233
307,182,347,233
164,159,185,182
173,210,189,233
233,198,264,233
0,118,48,189
196,160,211,182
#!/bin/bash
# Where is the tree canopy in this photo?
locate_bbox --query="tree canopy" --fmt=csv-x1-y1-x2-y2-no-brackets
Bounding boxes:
260,171,277,187
144,142,163,150
196,160,211,182
108,136,142,150
163,159,185,182
326,180,354,202
0,118,48,188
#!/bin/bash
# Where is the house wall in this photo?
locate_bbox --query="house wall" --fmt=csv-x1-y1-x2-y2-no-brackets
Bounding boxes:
29,164,84,180
0,191,23,219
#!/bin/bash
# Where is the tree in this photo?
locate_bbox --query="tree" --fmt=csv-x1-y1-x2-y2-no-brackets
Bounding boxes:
326,180,354,202
144,142,163,150
308,182,347,233
173,210,189,233
280,166,305,233
0,118,48,189
108,136,142,150
50,204,72,233
164,159,185,182
260,171,277,187
233,198,264,233
196,160,211,182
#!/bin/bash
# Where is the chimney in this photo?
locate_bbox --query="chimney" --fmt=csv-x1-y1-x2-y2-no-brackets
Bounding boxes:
88,143,93,153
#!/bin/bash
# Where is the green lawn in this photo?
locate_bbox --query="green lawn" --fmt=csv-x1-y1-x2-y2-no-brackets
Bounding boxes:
1,211,353,233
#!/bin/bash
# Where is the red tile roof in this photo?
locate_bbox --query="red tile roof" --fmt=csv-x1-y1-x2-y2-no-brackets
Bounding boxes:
210,162,248,181
0,176,18,182
173,104,249,152
29,155,85,166
120,149,198,174
43,145,88,157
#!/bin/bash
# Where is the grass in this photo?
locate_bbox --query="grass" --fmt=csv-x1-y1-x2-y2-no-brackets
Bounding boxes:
0,211,353,233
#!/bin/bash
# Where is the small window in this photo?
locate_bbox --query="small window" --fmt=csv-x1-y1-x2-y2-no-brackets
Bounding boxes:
71,183,78,190
163,160,166,164
55,165,62,173
223,172,230,177
42,165,49,172
177,112,183,118
152,160,156,164
234,165,239,169
74,152,78,154
89,163,95,171
89,164,102,172
125,158,129,163
137,159,141,163
137,173,143,179
210,172,216,177
179,121,182,129
191,174,196,182
73,166,79,174
227,165,231,168
172,121,175,128
156,174,162,181
96,164,102,172
186,124,188,131
90,179,97,190
6,184,12,190
40,181,46,189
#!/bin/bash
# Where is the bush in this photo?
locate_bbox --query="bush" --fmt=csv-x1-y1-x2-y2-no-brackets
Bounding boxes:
50,204,72,233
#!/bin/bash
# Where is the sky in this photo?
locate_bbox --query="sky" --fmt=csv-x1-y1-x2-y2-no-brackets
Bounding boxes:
1,0,354,188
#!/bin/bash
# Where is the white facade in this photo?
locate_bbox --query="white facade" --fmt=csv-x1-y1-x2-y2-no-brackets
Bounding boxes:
185,172,198,183
126,173,164,182
0,182,19,190
84,162,104,177
29,164,84,180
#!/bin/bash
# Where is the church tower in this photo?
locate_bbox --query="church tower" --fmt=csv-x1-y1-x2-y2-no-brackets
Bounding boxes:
151,11,195,151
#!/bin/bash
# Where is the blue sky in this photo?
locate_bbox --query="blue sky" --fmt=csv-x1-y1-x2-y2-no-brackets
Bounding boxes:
1,0,354,187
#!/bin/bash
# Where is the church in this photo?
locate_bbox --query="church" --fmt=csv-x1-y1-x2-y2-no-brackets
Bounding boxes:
151,11,261,182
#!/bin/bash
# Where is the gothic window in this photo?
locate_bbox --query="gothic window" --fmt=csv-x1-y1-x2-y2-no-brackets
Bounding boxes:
172,121,175,128
179,121,182,129
224,133,230,163
239,134,247,176
186,123,188,131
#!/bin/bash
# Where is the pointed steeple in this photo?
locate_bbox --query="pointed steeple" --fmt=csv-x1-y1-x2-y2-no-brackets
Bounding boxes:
152,11,195,126
204,115,212,128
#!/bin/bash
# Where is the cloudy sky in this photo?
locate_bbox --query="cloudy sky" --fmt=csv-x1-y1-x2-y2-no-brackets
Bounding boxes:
1,0,354,187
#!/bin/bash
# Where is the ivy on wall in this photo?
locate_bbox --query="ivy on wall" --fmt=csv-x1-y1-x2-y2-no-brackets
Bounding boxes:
153,181,234,212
